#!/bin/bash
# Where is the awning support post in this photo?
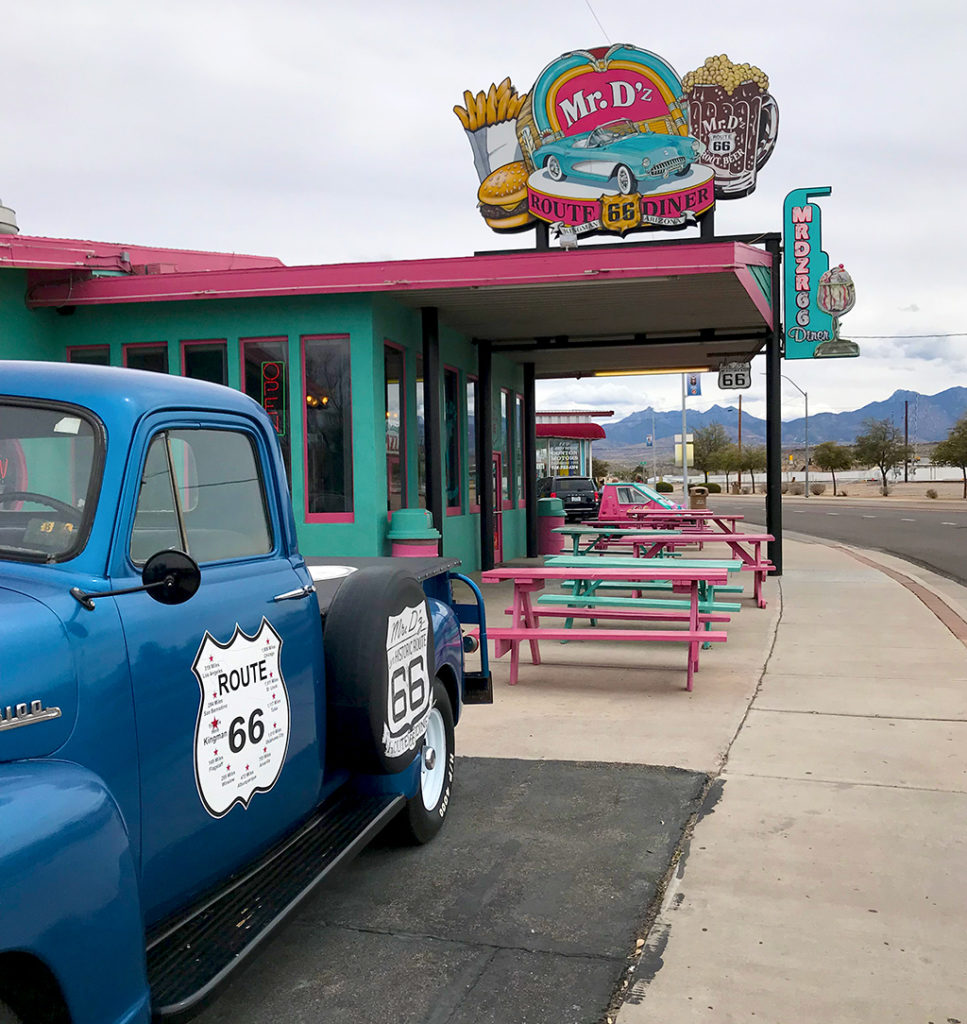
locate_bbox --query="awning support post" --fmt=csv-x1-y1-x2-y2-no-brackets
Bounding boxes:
764,236,783,575
478,339,495,570
523,362,538,558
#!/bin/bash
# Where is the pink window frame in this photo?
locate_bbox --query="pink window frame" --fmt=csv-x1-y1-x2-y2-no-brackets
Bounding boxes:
301,333,354,524
384,340,407,518
180,338,228,383
123,341,168,371
467,375,480,514
500,387,512,510
66,344,110,365
444,364,463,516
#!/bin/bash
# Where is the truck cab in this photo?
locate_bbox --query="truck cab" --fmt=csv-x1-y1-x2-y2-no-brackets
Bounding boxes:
0,362,490,1024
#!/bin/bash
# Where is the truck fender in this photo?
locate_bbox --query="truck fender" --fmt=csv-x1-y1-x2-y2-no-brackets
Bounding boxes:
426,596,463,724
0,762,150,1024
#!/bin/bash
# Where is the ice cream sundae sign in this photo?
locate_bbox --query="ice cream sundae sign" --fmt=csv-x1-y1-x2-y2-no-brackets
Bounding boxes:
454,45,779,240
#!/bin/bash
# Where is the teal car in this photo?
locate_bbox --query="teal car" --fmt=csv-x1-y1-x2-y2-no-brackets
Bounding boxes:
536,120,704,195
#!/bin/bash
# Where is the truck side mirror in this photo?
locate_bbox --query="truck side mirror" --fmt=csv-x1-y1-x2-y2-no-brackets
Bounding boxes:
143,550,201,605
70,550,201,611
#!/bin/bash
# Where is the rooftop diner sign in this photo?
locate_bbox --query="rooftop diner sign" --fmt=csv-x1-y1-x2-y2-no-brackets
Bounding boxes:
454,45,778,241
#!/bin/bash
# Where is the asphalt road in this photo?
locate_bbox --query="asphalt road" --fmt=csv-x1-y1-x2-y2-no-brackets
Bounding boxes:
195,757,707,1024
720,495,967,586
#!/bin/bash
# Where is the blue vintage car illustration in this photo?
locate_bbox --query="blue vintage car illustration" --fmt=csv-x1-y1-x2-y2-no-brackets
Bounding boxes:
535,120,705,195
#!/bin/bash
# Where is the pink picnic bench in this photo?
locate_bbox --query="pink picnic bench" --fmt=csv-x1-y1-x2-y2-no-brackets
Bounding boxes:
631,532,775,608
480,564,731,691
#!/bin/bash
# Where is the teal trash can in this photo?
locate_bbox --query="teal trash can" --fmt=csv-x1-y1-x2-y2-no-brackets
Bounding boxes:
537,497,565,554
387,508,441,557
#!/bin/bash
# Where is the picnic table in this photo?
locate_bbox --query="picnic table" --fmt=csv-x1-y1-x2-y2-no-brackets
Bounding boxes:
480,564,731,691
591,509,746,534
553,524,682,556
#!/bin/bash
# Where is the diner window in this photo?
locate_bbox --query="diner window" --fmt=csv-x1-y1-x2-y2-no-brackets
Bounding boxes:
466,376,478,511
303,335,353,518
124,343,168,374
182,340,228,385
415,355,426,509
515,393,524,506
444,366,461,512
242,337,291,481
500,388,511,508
67,345,110,366
384,344,406,512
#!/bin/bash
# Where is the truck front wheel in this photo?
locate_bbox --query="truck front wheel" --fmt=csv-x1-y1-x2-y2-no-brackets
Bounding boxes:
397,679,454,844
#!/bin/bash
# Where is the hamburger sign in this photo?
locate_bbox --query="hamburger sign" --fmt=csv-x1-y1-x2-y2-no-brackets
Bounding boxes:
454,44,778,239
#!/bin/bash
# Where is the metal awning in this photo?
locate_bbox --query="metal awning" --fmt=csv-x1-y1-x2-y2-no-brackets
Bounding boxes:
24,237,775,379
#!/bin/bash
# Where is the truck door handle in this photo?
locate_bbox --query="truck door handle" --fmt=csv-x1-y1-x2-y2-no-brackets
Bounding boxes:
273,584,315,602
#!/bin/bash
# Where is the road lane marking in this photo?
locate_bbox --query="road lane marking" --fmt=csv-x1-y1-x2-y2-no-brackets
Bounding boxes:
862,515,876,518
901,518,916,522
826,512,839,515
942,522,956,526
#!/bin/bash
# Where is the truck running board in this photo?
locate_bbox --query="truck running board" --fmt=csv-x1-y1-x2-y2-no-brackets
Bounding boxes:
146,789,404,1020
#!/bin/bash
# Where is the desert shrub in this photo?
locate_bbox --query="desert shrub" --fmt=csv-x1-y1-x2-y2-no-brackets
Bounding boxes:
837,490,847,496
810,483,826,495
655,480,674,493
741,486,751,494
758,484,767,494
926,488,938,499
788,482,805,495
706,482,722,493
780,482,789,494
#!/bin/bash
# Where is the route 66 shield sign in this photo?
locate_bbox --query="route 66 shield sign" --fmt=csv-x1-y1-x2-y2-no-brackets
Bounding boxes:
600,193,641,234
192,618,290,817
708,131,736,156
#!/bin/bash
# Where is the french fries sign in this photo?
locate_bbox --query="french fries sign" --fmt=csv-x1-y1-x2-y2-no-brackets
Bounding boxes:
456,44,778,239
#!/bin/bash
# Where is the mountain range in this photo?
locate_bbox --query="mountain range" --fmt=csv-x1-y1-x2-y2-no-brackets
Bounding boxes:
598,388,967,458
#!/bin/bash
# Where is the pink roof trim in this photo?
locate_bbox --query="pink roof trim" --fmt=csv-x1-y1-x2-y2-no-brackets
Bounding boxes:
2,234,284,273
23,241,773,309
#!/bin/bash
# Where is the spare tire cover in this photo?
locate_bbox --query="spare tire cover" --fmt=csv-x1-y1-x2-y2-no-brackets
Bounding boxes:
323,566,436,774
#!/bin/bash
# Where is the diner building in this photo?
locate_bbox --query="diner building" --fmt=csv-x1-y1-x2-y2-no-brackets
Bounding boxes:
1,213,784,574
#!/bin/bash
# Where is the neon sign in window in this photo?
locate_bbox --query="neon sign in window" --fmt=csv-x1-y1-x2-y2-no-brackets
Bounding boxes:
261,361,287,437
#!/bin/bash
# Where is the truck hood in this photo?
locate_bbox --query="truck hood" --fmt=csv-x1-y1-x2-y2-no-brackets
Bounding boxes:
0,585,78,760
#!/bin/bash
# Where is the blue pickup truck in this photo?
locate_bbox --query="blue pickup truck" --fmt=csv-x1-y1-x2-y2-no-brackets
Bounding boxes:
0,362,490,1024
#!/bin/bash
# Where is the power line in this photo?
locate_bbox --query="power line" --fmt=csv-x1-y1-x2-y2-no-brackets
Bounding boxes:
850,332,967,338
582,0,612,42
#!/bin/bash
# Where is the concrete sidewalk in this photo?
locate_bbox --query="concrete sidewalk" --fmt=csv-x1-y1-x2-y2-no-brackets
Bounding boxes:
458,536,967,1023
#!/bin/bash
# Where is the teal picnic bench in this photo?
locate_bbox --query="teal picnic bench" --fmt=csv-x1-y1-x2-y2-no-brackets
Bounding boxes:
480,564,732,691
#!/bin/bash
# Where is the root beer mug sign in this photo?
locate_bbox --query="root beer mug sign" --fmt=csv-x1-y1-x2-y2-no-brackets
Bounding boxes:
454,44,779,240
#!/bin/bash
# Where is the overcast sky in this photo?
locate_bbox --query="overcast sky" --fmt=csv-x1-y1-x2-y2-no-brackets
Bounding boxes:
5,1,963,431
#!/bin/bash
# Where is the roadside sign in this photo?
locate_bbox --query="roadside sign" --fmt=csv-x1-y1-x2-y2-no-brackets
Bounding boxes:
645,434,653,448
718,362,751,389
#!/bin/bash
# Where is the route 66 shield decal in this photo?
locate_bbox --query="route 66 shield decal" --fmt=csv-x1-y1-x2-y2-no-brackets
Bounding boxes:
192,617,290,817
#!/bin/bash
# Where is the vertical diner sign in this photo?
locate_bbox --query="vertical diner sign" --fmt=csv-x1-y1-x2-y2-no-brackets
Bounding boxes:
782,187,834,359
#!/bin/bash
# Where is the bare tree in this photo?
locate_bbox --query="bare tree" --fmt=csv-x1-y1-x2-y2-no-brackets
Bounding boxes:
932,414,967,499
852,418,912,494
812,441,853,495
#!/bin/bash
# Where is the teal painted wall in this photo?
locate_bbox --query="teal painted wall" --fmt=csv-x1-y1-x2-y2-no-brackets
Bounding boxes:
0,270,58,360
3,278,528,571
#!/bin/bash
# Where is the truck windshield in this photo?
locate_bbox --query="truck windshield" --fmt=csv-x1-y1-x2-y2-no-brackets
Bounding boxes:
0,400,102,562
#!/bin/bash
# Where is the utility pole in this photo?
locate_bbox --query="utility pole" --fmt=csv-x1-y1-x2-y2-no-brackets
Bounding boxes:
737,393,743,491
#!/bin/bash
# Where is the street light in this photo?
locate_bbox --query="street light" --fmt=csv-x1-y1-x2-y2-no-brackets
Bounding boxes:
781,374,809,498
761,372,810,497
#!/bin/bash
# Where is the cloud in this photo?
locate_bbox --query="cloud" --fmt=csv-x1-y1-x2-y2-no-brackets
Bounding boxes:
899,304,920,312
